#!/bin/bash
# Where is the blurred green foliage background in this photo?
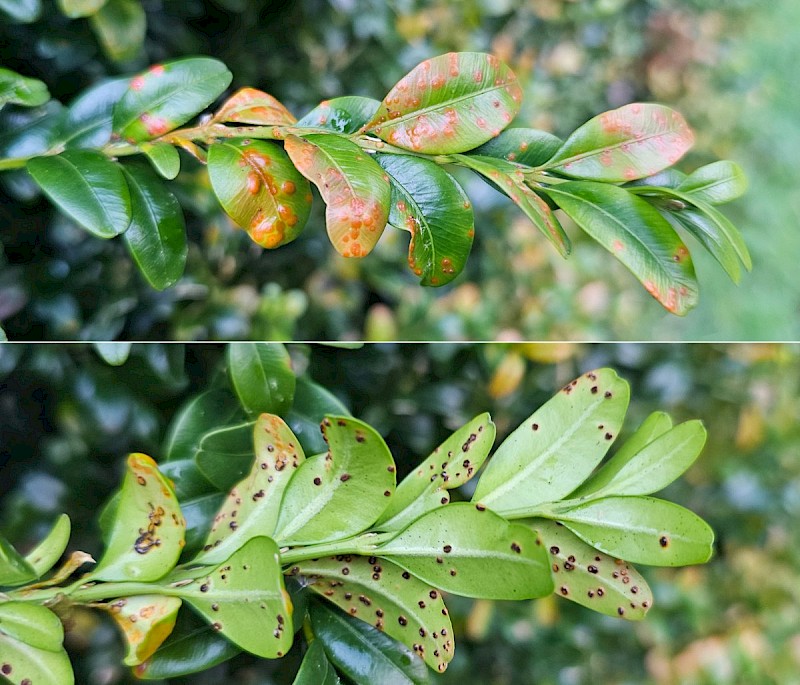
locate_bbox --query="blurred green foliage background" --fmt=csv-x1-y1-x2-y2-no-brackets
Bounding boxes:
1,0,798,340
1,342,799,683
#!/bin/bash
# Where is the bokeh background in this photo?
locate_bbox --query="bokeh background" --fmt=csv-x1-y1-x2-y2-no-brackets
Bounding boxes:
1,0,798,341
1,342,799,683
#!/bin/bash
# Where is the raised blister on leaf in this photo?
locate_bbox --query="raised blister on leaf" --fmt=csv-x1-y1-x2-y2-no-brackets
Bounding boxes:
285,133,390,257
545,103,695,182
365,52,521,154
103,595,182,665
23,513,71,577
297,96,381,134
213,87,296,125
473,128,562,166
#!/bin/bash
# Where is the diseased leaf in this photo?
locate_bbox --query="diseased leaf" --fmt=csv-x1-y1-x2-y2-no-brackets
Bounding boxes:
0,67,50,109
376,153,474,286
0,535,39,587
27,149,132,238
273,416,395,546
543,181,699,315
297,555,453,673
208,139,311,248
365,52,521,154
284,133,390,257
376,503,552,600
298,96,380,133
23,513,71,577
472,369,629,518
472,127,562,166
676,160,747,205
213,87,296,125
227,342,295,416
141,142,180,180
89,0,146,63
544,104,694,182
103,595,182,666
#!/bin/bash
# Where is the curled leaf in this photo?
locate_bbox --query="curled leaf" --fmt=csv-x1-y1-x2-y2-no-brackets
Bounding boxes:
213,87,296,125
103,595,182,666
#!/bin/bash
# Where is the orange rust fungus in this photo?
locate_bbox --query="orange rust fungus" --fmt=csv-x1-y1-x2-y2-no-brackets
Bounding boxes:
140,113,172,137
473,70,484,83
448,53,460,77
130,76,145,91
246,172,261,195
613,240,625,252
281,180,296,195
431,74,446,89
673,245,689,262
149,64,166,76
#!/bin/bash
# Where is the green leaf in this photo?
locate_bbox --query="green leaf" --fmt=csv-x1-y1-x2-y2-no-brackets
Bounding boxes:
298,96,381,134
376,153,474,286
89,0,146,62
120,163,186,290
27,149,132,239
0,0,41,23
472,369,630,517
0,536,37,587
534,519,653,620
365,52,521,154
212,87,296,125
544,103,694,182
274,416,395,546
113,57,232,143
297,555,454,673
194,419,257,492
286,375,352,456
23,513,71,577
164,389,243,462
626,168,687,189
544,181,699,315
376,503,552,600
57,0,107,17
195,414,305,565
179,492,225,559
103,595,182,666
676,160,747,205
93,342,132,365
455,154,570,256
167,536,293,659
141,142,180,180
61,77,130,149
208,139,312,248
92,453,185,582
293,639,341,685
472,127,562,166
158,461,216,502
0,602,64,651
552,496,715,566
0,67,49,109
284,133,390,257
227,342,295,416
572,420,706,499
377,413,495,532
310,600,430,685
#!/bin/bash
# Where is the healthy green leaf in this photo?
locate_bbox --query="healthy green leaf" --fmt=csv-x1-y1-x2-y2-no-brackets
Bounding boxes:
626,168,687,189
377,413,495,532
23,513,71,577
365,52,521,154
284,133,391,257
141,142,181,180
297,554,454,673
103,595,182,665
456,154,570,256
298,96,381,133
544,103,694,182
286,375,352,456
93,342,132,365
293,639,341,685
552,496,715,566
212,87,296,125
543,181,699,315
472,127,563,166
534,519,653,620
676,160,747,205
164,389,243,463
194,419,258,491
227,342,295,415
57,0,106,18
0,67,50,109
92,453,186,582
0,601,64,651
208,139,311,248
89,0,146,62
310,600,430,685
0,536,37,587
61,77,130,149
0,0,41,23
180,492,225,559
195,414,305,565
377,153,474,286
113,57,232,143
27,149,132,239
121,163,187,290
158,460,216,502
274,416,395,546
376,503,552,600
472,369,630,517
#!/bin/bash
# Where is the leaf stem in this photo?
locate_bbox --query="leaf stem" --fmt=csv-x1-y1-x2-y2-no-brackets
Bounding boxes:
280,531,395,566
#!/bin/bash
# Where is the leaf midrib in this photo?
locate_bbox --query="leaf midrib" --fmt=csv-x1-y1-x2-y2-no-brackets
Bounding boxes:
548,127,687,169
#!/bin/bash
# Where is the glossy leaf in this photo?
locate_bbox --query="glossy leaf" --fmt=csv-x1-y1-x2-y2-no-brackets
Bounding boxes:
0,601,64,651
194,419,257,491
456,154,570,256
472,369,630,517
92,453,185,582
208,139,311,248
377,153,474,285
472,127,562,166
377,413,495,532
535,519,653,620
0,101,63,160
113,58,232,143
286,375,352,456
553,496,715,566
293,639,341,685
310,600,429,685
544,103,694,182
141,142,180,179
180,492,225,559
0,536,37,586
57,0,106,17
121,163,187,290
274,416,395,545
0,67,49,109
297,555,454,673
227,342,295,415
213,87,296,125
365,52,521,154
676,160,747,205
61,77,130,149
103,595,182,665
544,181,699,315
23,513,71,577
297,96,380,133
93,342,131,365
27,149,132,238
196,414,305,565
167,536,293,658
0,0,40,23
377,503,552,600
284,133,390,257
89,0,146,62
164,389,242,463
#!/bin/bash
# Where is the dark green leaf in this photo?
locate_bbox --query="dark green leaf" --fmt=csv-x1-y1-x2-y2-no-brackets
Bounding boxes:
212,87,296,125
23,513,71,577
158,460,216,501
472,127,562,166
93,342,131,365
0,101,63,159
179,492,225,559
227,342,295,415
141,142,180,179
89,0,146,62
0,0,41,22
293,639,341,685
61,77,130,149
298,96,381,133
0,67,50,109
676,160,747,205
286,375,352,456
194,419,257,492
